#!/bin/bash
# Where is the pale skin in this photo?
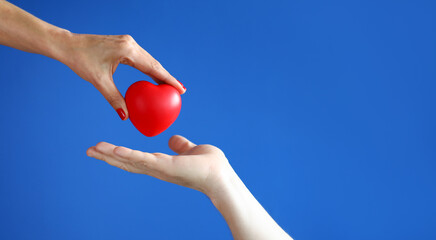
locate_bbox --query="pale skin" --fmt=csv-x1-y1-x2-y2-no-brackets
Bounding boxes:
1,1,293,239
87,135,293,240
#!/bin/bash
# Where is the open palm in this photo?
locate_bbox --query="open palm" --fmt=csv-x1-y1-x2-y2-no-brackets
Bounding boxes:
87,135,231,195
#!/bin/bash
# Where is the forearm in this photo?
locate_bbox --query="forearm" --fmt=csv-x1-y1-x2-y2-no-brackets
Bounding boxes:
0,0,70,61
208,165,292,240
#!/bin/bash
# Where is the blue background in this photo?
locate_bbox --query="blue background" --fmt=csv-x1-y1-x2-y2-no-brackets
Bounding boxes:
0,0,435,239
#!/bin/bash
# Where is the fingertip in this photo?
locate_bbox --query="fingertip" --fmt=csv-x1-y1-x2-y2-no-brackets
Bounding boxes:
168,135,196,154
116,108,129,120
95,77,129,120
175,80,186,94
86,147,96,157
168,135,181,145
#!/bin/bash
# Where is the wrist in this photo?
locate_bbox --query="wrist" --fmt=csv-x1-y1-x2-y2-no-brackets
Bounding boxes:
206,162,244,209
47,28,74,64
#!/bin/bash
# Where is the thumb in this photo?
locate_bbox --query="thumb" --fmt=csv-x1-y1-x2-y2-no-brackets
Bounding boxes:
93,77,128,120
169,135,197,154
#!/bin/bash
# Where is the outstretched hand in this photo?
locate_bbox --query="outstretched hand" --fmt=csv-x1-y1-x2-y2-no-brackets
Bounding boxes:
61,34,186,120
86,135,231,196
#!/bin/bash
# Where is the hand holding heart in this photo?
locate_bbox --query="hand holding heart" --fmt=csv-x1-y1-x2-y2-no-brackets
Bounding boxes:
59,33,185,120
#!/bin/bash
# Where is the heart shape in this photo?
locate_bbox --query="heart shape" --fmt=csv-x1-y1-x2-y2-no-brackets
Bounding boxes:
125,81,182,137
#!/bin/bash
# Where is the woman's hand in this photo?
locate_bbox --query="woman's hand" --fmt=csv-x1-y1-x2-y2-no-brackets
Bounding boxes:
0,1,184,120
59,33,186,120
86,135,231,196
87,136,293,240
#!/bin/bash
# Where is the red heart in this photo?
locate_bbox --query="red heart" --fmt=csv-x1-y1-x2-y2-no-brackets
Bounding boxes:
125,81,182,137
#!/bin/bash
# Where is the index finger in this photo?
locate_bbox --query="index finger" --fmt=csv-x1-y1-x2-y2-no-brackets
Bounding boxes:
130,46,186,94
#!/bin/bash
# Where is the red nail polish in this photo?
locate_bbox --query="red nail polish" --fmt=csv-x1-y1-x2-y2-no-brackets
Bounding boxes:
117,108,126,120
176,80,185,89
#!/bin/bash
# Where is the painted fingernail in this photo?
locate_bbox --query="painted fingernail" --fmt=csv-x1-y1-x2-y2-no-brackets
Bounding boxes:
116,108,126,120
176,80,186,90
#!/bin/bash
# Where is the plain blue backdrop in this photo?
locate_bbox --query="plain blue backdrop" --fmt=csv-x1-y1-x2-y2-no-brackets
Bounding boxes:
1,0,435,239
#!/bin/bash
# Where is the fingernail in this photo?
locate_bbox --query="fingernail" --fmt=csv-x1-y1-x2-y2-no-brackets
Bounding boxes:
116,108,126,120
176,80,186,90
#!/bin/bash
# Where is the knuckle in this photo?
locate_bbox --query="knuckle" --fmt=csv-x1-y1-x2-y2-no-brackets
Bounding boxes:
119,56,134,66
118,35,136,53
106,94,119,106
120,34,134,42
